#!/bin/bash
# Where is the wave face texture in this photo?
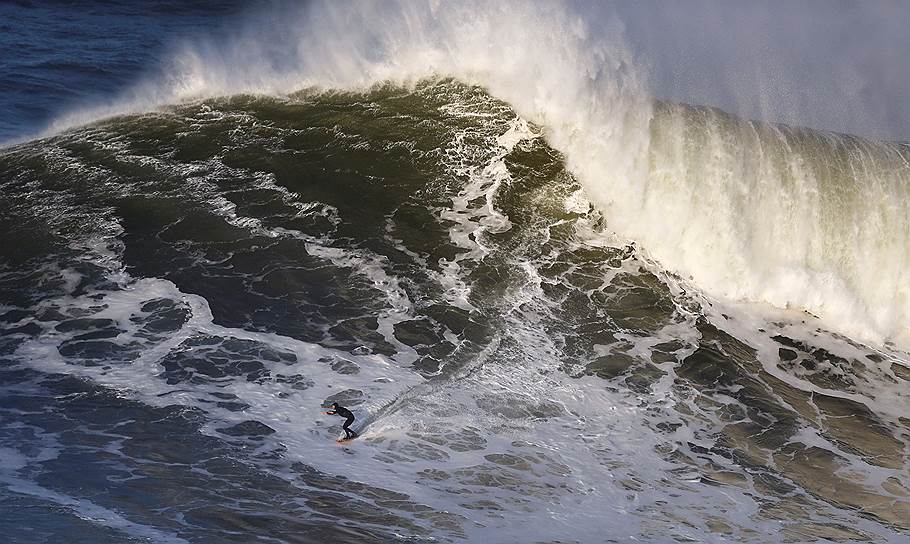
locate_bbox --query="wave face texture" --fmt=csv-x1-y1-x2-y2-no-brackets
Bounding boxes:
1,2,909,543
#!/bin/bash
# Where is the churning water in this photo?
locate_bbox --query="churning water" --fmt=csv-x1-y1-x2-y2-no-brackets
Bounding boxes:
1,2,908,543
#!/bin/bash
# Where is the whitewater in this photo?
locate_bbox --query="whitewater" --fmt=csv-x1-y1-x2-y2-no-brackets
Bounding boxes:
1,2,908,543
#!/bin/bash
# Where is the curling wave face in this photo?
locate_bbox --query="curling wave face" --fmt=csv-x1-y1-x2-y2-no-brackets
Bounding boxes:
40,0,910,347
1,80,909,543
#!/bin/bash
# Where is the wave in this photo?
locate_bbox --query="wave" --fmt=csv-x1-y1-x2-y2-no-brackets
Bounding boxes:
35,0,910,347
4,72,910,541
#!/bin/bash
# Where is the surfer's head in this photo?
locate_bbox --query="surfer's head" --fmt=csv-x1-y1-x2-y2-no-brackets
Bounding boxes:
330,402,338,409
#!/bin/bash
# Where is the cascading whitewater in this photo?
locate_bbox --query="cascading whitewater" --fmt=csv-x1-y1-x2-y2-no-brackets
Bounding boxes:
637,104,910,345
41,0,910,346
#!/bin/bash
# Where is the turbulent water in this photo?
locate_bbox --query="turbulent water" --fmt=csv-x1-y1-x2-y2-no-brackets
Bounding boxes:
2,2,910,544
1,79,908,544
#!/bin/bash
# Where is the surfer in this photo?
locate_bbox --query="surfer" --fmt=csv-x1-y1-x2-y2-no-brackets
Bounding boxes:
323,402,358,440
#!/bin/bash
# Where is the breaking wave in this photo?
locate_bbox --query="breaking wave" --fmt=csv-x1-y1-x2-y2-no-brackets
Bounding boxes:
41,0,910,347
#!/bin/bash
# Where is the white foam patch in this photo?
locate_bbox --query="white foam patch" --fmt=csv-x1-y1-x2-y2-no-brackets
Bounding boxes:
719,301,910,422
433,116,537,311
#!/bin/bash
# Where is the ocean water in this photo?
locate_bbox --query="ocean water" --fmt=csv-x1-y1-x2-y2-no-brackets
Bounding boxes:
1,2,909,543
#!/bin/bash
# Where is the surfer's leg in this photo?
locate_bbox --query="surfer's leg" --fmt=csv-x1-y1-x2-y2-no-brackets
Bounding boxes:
343,416,357,438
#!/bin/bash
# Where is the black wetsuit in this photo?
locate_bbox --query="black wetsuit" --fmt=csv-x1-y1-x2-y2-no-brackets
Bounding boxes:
327,405,358,439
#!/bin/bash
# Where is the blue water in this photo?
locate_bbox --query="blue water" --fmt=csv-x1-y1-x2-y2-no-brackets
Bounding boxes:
0,0,250,144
